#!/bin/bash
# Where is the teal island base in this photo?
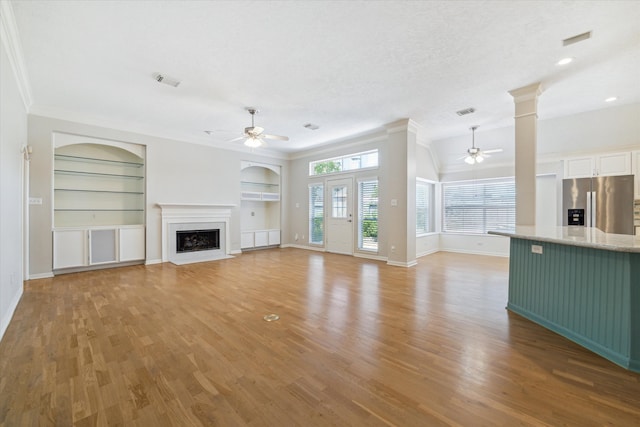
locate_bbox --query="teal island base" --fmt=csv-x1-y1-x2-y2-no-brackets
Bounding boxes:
505,237,640,372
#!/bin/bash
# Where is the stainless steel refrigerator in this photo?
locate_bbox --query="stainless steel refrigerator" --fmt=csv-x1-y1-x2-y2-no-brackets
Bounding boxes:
562,174,635,235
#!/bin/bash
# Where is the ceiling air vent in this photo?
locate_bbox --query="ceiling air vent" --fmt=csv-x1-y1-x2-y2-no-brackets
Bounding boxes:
153,73,181,88
563,31,592,46
456,107,475,116
304,123,320,130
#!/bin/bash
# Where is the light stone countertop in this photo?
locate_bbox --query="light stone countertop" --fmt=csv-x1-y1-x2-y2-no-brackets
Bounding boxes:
489,226,640,253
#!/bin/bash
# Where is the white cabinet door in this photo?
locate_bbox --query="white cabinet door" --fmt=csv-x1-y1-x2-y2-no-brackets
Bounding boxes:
254,231,269,247
597,152,632,176
53,229,87,269
564,157,594,178
119,226,145,261
268,230,280,246
241,232,255,249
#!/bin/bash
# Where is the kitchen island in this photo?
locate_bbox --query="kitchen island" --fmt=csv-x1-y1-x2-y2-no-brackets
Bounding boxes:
489,226,640,372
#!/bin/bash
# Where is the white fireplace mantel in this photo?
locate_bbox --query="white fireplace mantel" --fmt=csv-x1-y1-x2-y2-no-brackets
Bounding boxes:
157,203,236,263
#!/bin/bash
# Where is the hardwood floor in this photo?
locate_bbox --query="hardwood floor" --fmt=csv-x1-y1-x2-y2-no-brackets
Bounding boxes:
1,249,639,426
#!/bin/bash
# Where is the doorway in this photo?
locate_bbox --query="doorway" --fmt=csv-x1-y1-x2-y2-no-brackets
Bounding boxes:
326,178,353,255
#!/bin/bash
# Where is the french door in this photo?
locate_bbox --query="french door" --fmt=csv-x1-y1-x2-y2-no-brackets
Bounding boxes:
326,178,353,255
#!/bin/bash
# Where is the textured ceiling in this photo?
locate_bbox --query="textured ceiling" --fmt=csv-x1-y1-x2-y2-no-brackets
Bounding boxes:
9,0,640,162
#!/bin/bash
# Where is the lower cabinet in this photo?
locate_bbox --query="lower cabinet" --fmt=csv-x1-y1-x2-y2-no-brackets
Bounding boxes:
241,229,280,250
53,225,145,270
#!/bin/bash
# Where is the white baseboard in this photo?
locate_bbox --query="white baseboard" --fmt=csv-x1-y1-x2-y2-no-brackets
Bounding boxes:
28,272,54,280
281,243,326,252
354,252,387,262
387,259,418,268
0,286,23,342
145,259,163,265
440,249,509,258
229,249,242,255
416,248,440,258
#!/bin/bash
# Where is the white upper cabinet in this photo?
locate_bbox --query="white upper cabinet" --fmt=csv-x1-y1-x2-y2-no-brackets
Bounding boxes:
564,152,632,178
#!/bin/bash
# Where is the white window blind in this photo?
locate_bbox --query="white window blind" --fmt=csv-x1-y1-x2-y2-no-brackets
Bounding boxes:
443,179,515,234
309,184,324,244
416,181,434,235
358,179,378,251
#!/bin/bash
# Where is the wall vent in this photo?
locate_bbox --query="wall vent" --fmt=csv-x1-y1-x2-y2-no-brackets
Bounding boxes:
456,107,475,116
563,31,592,46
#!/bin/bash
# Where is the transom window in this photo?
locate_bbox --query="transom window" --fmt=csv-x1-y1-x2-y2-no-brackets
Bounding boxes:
309,150,378,176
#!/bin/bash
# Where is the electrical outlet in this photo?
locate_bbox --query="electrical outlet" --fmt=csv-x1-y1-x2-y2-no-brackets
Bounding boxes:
531,245,543,254
294,233,299,241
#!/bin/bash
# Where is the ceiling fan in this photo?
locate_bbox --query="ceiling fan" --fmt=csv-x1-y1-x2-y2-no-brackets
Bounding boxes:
461,125,502,164
227,107,289,148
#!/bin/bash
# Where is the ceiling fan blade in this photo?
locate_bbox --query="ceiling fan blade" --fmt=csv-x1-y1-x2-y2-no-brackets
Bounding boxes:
262,133,289,141
482,148,503,154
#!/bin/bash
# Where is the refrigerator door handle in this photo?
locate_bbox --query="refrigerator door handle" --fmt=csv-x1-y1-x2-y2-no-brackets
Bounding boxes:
586,191,592,227
591,191,597,229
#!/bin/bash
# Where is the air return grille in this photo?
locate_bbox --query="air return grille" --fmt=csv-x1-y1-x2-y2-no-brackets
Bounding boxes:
563,31,592,46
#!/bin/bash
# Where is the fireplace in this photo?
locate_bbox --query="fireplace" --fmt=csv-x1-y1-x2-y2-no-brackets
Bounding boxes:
157,203,234,265
176,229,220,253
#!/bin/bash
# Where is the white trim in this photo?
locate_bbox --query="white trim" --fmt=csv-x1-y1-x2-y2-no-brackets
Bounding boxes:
354,252,386,262
53,132,146,158
145,259,163,265
440,249,509,258
0,286,23,342
28,272,54,280
387,260,418,268
0,1,32,110
290,132,386,161
281,243,326,252
416,248,440,258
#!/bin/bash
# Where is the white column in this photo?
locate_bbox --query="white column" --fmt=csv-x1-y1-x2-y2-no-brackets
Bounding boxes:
509,83,542,226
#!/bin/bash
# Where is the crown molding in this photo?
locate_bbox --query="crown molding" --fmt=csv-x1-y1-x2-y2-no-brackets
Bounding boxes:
0,1,33,110
28,106,288,160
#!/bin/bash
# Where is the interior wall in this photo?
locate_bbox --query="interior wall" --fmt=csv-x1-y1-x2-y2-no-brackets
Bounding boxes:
26,115,288,275
287,128,392,258
0,39,28,340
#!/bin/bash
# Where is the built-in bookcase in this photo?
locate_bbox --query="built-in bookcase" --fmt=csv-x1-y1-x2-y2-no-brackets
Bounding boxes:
240,161,281,249
52,138,146,272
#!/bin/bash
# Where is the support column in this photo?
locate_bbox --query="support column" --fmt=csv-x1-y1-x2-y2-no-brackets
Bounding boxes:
509,83,542,226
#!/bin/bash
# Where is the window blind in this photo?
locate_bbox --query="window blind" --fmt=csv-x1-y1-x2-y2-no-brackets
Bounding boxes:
443,179,515,234
416,181,433,234
309,184,324,244
358,180,378,251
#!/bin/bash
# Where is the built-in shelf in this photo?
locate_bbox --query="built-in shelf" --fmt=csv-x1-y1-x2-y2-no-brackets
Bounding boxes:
54,169,144,179
54,154,144,167
240,161,281,251
54,145,145,228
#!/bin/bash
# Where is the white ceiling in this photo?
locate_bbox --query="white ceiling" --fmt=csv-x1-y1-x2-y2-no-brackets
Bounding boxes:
8,0,640,162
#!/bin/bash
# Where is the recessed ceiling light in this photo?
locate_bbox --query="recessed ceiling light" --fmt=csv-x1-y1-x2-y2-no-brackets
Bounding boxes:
557,57,573,66
605,97,618,103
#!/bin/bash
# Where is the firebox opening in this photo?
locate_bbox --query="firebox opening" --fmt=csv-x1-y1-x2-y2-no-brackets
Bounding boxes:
176,229,220,253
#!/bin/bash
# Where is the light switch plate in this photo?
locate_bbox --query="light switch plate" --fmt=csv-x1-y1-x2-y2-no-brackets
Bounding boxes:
29,197,42,205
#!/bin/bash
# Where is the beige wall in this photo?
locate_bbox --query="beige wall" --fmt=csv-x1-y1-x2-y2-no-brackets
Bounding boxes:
0,39,28,339
26,115,289,275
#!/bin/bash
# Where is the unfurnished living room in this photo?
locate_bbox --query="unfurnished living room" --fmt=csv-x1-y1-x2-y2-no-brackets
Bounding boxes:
1,1,640,426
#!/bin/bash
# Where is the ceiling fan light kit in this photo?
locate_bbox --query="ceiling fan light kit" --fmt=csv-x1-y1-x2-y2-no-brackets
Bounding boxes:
463,125,493,165
225,107,289,148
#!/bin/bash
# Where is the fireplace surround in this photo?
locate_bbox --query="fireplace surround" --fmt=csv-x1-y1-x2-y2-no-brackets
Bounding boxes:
157,203,234,264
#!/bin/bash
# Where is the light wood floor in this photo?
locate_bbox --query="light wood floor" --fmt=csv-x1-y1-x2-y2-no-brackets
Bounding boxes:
1,249,639,426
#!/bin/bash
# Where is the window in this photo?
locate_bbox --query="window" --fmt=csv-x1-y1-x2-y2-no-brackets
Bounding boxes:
416,180,434,235
331,185,347,218
358,179,378,251
442,179,515,234
309,150,378,176
309,184,324,244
